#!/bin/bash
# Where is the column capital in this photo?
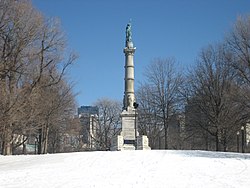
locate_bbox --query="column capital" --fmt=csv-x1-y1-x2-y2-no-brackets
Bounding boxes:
123,47,136,55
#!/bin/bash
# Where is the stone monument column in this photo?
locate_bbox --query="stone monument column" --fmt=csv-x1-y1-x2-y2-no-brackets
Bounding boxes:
110,22,150,151
123,47,136,110
123,22,136,111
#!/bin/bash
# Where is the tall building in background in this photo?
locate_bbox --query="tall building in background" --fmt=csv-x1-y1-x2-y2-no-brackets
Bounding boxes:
78,106,98,116
78,106,98,150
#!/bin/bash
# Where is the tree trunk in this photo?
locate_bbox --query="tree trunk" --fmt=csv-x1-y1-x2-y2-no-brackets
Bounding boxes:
158,134,161,149
215,131,220,151
38,128,42,154
22,143,27,155
42,125,49,154
164,116,169,149
2,126,12,155
204,131,209,151
164,126,168,149
2,141,12,155
37,125,49,154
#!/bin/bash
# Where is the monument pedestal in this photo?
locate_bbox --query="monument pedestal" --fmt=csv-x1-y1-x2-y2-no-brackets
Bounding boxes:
111,109,136,151
137,135,151,150
110,108,150,151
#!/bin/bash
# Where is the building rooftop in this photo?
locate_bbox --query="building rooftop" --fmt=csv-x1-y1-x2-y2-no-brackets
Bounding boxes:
78,106,98,116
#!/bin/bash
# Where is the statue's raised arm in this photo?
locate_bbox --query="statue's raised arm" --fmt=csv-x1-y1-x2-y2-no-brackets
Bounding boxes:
126,23,132,42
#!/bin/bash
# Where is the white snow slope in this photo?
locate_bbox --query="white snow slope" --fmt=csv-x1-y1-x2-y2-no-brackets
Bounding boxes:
0,150,250,188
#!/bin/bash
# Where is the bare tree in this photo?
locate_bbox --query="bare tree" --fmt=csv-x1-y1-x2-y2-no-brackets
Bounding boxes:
185,44,249,151
137,58,183,149
0,0,77,155
94,98,122,150
34,79,76,154
226,16,250,84
61,117,85,152
136,84,163,149
226,15,250,152
0,0,43,155
47,100,77,154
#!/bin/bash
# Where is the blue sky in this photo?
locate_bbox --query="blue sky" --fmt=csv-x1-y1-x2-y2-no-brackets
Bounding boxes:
32,0,250,106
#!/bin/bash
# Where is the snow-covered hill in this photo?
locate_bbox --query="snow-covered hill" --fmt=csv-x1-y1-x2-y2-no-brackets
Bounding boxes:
0,150,250,188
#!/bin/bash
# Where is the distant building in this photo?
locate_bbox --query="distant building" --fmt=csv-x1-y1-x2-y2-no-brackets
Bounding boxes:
78,106,99,150
78,106,98,116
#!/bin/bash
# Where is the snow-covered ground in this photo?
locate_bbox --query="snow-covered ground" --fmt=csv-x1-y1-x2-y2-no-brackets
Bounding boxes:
0,150,250,188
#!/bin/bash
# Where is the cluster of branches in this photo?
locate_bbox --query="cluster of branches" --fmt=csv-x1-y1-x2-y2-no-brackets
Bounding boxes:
70,99,121,152
136,16,250,152
0,0,77,155
93,98,122,150
136,58,183,149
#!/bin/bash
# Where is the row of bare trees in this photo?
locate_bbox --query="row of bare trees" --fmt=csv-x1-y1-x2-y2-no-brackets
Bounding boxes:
136,16,250,152
3,0,249,154
184,44,249,151
0,0,77,155
185,16,250,152
88,16,250,152
47,15,250,153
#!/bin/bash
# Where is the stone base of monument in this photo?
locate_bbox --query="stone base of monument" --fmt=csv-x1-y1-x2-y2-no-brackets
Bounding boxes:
110,135,135,151
137,135,151,150
110,135,151,151
110,108,151,151
110,134,133,151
